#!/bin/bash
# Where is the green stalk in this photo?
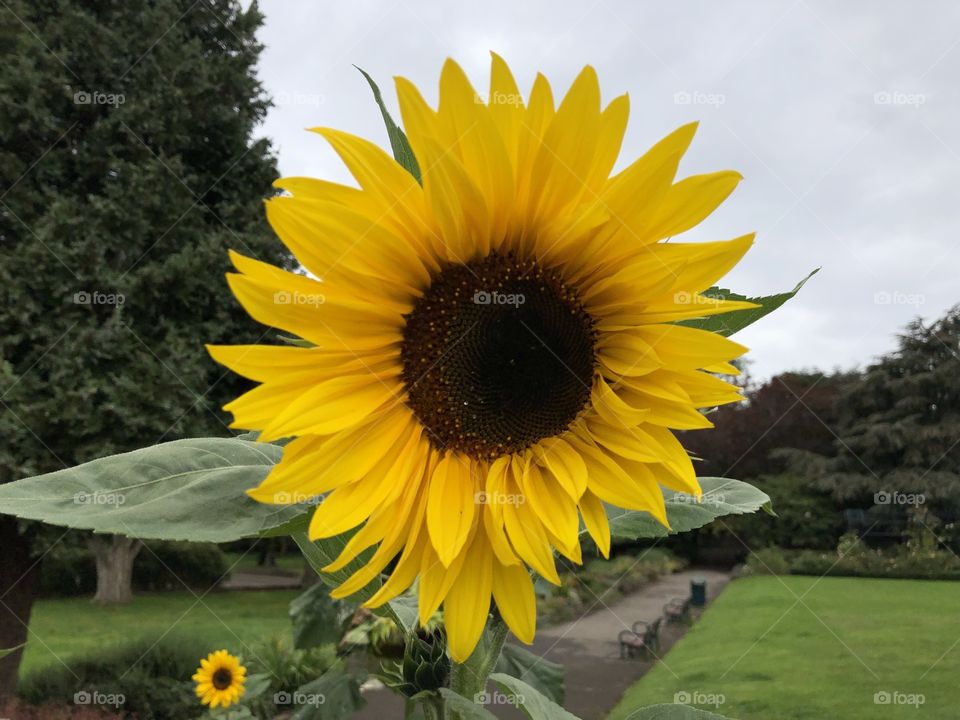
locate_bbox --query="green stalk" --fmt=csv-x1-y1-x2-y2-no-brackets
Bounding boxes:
449,616,509,704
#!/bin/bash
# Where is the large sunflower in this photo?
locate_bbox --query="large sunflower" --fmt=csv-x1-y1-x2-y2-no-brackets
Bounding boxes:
209,55,756,662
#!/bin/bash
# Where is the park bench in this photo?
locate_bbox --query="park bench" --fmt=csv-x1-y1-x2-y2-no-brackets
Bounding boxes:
664,596,692,624
618,617,661,659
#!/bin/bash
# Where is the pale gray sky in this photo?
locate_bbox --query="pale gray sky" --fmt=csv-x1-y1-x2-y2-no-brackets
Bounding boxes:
253,0,960,380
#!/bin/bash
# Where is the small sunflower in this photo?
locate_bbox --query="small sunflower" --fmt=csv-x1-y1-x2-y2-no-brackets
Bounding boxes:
192,650,246,709
209,55,756,662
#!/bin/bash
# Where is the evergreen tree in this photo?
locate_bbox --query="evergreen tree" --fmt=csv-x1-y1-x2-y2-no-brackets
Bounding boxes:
808,307,960,529
0,0,287,694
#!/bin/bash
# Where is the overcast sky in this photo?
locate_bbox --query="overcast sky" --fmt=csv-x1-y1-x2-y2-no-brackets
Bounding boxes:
252,0,960,381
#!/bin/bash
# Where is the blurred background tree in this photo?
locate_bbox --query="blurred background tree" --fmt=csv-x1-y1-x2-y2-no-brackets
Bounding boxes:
0,0,288,696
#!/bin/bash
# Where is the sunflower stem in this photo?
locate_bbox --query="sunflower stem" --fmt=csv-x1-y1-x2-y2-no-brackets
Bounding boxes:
449,615,509,707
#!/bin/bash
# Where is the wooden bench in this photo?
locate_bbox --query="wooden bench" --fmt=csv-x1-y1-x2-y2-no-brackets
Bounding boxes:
664,596,692,624
618,617,662,659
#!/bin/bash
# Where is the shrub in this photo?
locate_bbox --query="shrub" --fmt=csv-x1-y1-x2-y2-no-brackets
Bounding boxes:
40,541,228,597
133,541,228,592
741,546,792,575
743,531,960,581
39,546,96,597
536,548,687,625
18,632,213,720
245,639,338,717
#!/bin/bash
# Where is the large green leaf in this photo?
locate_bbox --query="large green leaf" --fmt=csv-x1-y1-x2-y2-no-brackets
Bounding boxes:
624,704,735,719
292,528,413,631
438,690,498,719
0,644,24,660
289,662,365,719
291,527,377,600
603,477,771,540
290,583,342,650
494,644,564,705
679,269,818,337
356,66,421,184
0,438,305,542
489,673,581,720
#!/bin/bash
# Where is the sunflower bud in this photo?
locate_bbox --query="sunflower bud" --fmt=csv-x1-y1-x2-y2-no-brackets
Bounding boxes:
381,628,451,697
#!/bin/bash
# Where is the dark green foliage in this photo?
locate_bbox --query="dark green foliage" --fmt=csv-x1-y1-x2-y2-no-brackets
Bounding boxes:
245,639,339,718
743,531,960,581
17,633,212,719
789,307,960,543
1,0,285,682
719,474,846,551
0,0,288,482
133,540,228,592
39,540,227,596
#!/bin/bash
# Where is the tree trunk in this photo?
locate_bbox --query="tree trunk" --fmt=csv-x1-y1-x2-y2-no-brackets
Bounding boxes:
89,535,142,605
0,515,38,701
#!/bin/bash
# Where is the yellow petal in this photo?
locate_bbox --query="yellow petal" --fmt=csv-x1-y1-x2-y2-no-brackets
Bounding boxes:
444,535,493,662
427,453,478,566
645,170,742,240
578,490,611,558
492,560,537,644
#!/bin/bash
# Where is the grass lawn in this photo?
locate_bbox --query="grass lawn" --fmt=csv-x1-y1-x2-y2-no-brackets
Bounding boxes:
608,576,960,720
20,589,299,678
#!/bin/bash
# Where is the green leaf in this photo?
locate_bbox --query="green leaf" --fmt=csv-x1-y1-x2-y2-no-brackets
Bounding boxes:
679,269,819,337
290,662,365,719
0,439,305,542
494,644,564,705
603,477,771,540
290,582,342,650
623,704,735,719
239,672,272,700
0,644,24,660
438,690,498,719
355,65,422,184
291,527,413,630
291,527,378,601
488,673,582,720
386,593,420,633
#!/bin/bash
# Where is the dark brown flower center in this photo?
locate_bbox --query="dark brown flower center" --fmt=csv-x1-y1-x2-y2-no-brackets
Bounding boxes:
401,252,596,460
212,668,233,690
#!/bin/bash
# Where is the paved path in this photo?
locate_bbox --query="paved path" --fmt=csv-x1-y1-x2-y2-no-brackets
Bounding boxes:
220,571,302,590
353,567,732,719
